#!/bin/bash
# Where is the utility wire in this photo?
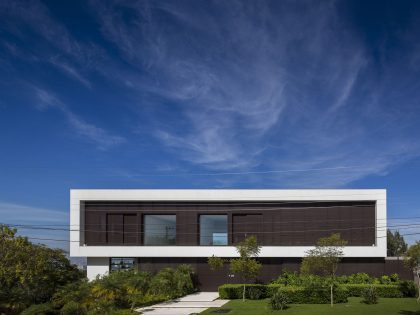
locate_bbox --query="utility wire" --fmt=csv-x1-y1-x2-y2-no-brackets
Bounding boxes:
4,222,420,236
24,232,420,243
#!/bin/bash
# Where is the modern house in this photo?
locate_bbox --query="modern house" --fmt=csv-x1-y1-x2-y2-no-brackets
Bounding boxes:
70,189,411,290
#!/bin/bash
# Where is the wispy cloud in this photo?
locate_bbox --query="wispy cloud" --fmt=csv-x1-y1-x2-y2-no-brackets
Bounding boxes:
49,57,92,88
2,0,420,188
0,0,106,84
89,0,420,185
34,87,125,150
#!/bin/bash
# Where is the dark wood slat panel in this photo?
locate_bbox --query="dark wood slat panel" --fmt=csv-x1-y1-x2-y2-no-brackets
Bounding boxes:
107,214,123,244
123,214,137,244
84,201,376,246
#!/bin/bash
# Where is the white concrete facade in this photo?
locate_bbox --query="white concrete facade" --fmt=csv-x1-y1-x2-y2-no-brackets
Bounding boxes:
69,189,387,280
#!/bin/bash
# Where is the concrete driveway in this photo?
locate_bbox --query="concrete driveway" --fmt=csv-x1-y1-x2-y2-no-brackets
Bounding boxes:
137,292,229,315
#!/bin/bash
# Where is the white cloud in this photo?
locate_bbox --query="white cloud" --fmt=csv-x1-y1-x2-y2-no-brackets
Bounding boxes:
34,87,125,150
49,58,92,88
89,0,420,186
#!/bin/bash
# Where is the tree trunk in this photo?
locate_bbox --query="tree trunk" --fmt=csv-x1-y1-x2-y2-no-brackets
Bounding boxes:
243,284,246,302
330,284,333,307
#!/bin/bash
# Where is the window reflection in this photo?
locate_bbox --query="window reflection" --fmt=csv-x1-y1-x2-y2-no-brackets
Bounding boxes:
200,215,228,245
144,215,176,245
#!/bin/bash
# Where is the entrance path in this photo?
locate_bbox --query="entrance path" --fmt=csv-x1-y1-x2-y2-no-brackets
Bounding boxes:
136,292,229,315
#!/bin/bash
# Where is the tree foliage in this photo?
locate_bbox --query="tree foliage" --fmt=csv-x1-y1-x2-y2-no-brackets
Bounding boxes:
207,236,262,302
0,225,83,313
208,255,225,271
230,235,262,301
387,229,408,257
300,233,347,307
404,241,420,302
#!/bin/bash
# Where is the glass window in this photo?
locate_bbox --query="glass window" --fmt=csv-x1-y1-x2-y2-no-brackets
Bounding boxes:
200,215,228,245
144,215,176,245
110,258,136,272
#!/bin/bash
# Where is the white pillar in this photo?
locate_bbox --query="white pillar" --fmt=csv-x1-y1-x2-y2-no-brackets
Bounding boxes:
87,257,109,281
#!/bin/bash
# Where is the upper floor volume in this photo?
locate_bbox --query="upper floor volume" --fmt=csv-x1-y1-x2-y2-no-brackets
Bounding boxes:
70,189,387,258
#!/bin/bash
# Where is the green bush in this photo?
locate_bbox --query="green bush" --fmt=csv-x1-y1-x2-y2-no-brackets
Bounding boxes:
275,285,348,304
272,270,302,286
273,271,405,286
149,264,196,299
399,280,418,297
53,280,91,310
59,301,86,315
21,303,56,315
219,284,348,303
361,286,378,304
247,286,264,300
219,284,267,299
269,289,289,310
379,275,392,285
346,273,373,284
389,273,400,283
342,284,403,298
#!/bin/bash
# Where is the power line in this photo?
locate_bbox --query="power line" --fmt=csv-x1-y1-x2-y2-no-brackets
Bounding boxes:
6,213,420,228
4,221,420,236
24,232,420,244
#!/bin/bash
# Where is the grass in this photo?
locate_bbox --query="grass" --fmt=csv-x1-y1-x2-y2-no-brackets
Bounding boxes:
200,297,420,315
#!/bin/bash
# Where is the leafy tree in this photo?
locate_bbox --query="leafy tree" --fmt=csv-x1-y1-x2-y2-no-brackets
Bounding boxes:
404,241,420,302
208,236,262,302
208,255,225,271
300,233,347,307
0,225,83,313
387,229,408,257
230,236,262,301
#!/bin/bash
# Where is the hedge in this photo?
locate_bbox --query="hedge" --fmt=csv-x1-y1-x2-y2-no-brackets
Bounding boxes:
219,284,267,299
219,282,414,301
219,284,349,303
341,284,403,298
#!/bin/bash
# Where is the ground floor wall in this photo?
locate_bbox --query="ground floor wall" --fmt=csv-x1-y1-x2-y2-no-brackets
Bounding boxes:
86,257,412,291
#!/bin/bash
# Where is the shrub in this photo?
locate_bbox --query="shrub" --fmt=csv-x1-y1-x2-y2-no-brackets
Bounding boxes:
362,286,378,304
220,284,348,303
347,273,373,284
399,280,418,297
390,273,400,283
269,289,288,310
275,285,349,304
149,265,196,299
247,286,264,300
342,284,403,298
219,284,267,299
21,303,56,315
272,270,302,286
60,301,86,315
52,279,91,310
379,275,392,285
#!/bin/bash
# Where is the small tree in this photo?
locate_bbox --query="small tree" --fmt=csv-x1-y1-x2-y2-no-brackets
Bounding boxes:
404,241,420,303
208,255,225,271
207,236,262,301
387,229,408,257
301,233,347,307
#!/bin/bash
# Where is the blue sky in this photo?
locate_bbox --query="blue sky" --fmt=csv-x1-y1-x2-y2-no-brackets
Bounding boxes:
1,0,420,250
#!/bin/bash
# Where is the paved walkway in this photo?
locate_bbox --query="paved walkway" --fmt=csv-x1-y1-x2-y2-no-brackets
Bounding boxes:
137,292,229,315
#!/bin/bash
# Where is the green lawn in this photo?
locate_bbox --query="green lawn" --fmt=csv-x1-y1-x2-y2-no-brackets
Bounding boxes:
200,297,420,315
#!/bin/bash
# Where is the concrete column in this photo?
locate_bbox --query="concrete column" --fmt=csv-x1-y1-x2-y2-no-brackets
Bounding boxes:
87,257,109,281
